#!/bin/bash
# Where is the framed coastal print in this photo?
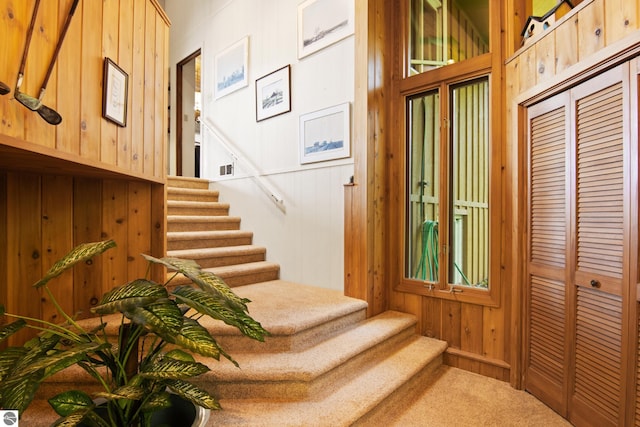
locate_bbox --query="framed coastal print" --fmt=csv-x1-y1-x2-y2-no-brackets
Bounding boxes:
297,0,355,59
255,65,291,122
215,37,249,99
299,102,350,164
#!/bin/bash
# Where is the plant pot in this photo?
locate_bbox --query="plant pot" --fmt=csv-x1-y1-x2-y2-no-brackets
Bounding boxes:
81,394,210,427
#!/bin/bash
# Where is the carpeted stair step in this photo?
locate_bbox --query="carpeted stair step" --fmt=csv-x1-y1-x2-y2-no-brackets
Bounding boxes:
166,261,280,288
167,176,210,189
167,230,254,250
194,310,420,400
167,200,230,216
196,281,367,353
167,215,241,232
166,245,267,269
167,186,219,202
204,335,447,427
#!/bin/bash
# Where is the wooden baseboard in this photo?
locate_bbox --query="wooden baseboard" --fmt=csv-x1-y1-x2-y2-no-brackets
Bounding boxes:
444,347,511,382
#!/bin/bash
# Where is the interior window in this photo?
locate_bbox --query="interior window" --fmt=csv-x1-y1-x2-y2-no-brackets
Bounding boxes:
405,77,489,289
408,0,489,75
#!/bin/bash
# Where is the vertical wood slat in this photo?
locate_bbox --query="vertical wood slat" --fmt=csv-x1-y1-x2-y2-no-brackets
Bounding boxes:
56,0,82,154
41,175,74,323
130,0,146,173
101,0,120,165
118,0,134,170
80,0,102,161
73,179,103,319
102,180,129,294
143,0,156,176
605,0,637,45
6,173,42,346
127,182,152,279
0,173,7,350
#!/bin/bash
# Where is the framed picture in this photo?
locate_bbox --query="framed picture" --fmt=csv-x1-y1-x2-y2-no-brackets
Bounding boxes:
215,36,249,100
299,102,350,164
255,65,291,122
102,58,128,127
297,0,355,59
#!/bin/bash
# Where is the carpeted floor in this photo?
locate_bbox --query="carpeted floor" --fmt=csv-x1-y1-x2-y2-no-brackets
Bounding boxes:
369,365,572,426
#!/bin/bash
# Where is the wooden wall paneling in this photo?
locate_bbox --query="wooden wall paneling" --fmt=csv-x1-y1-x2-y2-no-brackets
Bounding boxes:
100,0,120,165
80,0,102,161
534,31,556,83
422,296,442,339
130,0,146,173
577,0,605,60
118,0,134,171
554,15,579,74
460,303,484,356
441,300,462,348
390,291,423,332
73,178,103,318
41,175,73,323
6,173,42,345
0,173,7,348
56,0,82,155
0,1,29,139
127,181,152,279
630,58,640,427
143,1,156,176
519,47,538,94
24,0,57,147
482,305,506,362
154,12,166,179
101,180,129,294
150,183,166,283
604,0,637,45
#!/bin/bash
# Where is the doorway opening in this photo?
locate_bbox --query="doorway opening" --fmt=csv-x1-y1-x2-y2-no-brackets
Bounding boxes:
176,49,201,177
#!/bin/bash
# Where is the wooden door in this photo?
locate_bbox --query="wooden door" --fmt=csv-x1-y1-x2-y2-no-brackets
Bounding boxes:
525,63,633,426
569,63,628,427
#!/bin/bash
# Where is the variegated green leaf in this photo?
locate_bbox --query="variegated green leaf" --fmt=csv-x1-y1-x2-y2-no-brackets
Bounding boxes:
142,254,250,311
0,374,40,413
140,390,172,413
35,240,116,288
48,389,94,417
15,342,109,377
124,299,183,342
166,379,221,410
0,347,27,382
91,279,168,315
12,333,60,374
164,349,195,362
0,319,26,343
173,318,223,360
140,357,210,380
94,384,146,401
174,286,268,342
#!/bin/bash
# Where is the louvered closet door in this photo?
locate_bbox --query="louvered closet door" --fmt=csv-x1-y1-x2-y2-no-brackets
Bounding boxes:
525,92,571,416
569,65,627,427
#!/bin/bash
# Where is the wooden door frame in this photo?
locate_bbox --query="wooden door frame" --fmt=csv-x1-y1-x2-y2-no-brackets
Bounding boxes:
175,49,201,177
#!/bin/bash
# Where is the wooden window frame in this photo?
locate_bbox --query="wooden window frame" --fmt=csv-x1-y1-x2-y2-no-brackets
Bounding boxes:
392,0,504,307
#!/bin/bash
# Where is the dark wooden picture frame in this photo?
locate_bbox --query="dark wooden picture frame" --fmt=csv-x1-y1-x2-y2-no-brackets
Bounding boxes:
102,57,128,127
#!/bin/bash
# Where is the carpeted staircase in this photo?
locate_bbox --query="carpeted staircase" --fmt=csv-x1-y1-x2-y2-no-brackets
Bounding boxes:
21,176,448,427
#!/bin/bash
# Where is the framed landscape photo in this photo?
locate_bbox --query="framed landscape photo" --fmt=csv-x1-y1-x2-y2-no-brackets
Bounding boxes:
299,102,350,164
215,37,249,100
298,0,355,59
102,57,128,127
255,65,291,122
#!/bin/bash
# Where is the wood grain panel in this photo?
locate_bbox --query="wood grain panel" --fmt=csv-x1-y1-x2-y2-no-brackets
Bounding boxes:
130,0,146,173
573,286,622,425
534,31,555,83
154,12,165,179
441,300,462,348
577,0,605,60
127,181,152,279
117,0,134,170
460,303,483,354
554,14,579,74
6,173,42,346
102,180,129,293
143,0,156,176
79,0,102,161
73,178,103,318
41,175,74,323
100,0,120,165
56,0,82,154
605,0,637,45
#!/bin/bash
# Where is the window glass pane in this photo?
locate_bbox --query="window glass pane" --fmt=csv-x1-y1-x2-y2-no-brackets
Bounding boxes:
406,90,440,281
408,0,489,75
450,77,489,288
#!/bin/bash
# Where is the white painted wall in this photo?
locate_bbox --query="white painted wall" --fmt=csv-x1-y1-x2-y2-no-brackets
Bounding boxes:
164,0,354,291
